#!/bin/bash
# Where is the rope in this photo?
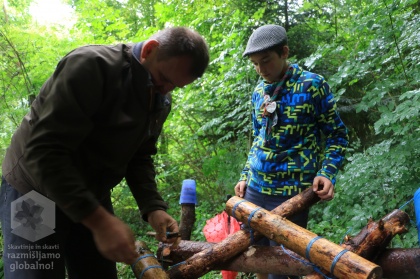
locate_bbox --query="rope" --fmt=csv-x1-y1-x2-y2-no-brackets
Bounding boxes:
330,249,349,276
131,254,155,268
249,228,255,244
232,200,246,220
170,261,186,268
305,236,323,261
399,197,417,228
247,207,262,227
400,197,414,210
138,265,163,279
246,207,262,244
281,245,332,279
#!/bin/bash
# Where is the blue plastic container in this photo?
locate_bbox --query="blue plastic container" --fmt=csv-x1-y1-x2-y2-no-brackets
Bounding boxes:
414,188,420,245
179,179,197,205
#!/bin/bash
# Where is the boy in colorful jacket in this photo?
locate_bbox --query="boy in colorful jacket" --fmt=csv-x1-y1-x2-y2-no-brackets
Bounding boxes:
234,24,349,279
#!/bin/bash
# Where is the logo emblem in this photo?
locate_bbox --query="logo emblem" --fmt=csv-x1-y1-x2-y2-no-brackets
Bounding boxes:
11,191,55,242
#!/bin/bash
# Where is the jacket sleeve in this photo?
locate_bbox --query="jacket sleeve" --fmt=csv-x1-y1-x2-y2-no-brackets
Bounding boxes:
125,94,171,221
125,139,168,221
24,49,106,222
314,79,349,183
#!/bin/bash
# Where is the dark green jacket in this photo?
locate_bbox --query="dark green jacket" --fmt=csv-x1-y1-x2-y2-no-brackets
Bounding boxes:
2,43,170,222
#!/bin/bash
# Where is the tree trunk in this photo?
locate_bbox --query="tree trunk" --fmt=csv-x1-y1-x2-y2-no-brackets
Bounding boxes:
160,241,420,279
375,248,420,279
343,209,409,259
284,0,289,30
159,241,313,275
166,187,320,279
226,196,382,279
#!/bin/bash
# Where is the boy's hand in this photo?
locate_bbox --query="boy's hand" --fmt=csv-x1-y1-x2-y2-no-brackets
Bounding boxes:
312,176,334,201
234,181,247,198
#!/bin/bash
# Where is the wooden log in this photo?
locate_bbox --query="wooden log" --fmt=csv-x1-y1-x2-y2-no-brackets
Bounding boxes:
159,241,313,275
166,187,320,279
226,196,382,279
179,204,196,240
343,209,409,259
305,209,410,279
131,241,169,279
160,241,420,278
375,248,420,279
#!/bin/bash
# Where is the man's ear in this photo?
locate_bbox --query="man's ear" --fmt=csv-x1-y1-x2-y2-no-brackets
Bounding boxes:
282,45,289,58
140,39,159,61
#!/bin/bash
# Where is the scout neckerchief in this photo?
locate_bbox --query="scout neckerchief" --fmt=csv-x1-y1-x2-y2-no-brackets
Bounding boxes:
261,63,294,146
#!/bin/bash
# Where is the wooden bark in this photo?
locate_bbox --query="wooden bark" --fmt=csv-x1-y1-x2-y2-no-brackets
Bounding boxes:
179,204,196,240
159,241,313,275
166,187,320,279
226,196,382,279
305,209,410,279
375,248,420,279
343,209,409,258
160,241,420,279
131,241,169,279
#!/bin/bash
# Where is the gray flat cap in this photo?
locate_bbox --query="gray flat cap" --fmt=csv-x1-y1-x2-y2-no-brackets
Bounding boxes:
243,25,287,57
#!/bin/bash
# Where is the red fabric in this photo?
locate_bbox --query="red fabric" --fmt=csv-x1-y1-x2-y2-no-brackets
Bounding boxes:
202,211,241,279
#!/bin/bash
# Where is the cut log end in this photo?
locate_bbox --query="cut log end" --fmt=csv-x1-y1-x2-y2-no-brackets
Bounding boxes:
366,266,383,279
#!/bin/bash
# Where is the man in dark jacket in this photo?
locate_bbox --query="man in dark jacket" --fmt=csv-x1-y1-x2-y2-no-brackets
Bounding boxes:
1,27,209,279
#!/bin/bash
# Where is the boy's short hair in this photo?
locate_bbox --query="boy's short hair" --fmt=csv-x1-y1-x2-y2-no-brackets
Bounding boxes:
243,25,288,57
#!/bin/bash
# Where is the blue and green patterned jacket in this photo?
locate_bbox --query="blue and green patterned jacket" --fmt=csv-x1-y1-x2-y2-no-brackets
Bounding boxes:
240,64,349,196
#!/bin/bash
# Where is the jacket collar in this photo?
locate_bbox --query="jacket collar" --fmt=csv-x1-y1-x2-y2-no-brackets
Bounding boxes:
131,42,171,111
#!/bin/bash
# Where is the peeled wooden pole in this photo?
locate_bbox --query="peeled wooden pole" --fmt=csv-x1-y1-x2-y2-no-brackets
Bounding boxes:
167,187,320,279
226,197,383,279
305,209,410,279
160,241,420,279
131,241,169,279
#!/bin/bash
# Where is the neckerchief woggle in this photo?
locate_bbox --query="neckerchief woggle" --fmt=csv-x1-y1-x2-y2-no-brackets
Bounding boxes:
261,63,294,146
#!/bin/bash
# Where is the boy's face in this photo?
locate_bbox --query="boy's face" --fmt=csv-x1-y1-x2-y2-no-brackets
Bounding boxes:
248,46,289,83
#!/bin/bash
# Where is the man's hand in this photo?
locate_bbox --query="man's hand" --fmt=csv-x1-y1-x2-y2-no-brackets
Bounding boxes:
312,176,334,201
82,206,138,264
147,210,179,243
234,181,247,198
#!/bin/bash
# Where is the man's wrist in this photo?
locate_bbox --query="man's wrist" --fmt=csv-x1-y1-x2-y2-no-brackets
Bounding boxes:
81,206,111,231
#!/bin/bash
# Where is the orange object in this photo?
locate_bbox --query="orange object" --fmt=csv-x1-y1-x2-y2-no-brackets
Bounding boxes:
203,211,241,279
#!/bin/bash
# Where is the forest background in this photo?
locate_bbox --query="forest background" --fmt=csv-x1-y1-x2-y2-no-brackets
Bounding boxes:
0,0,419,278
